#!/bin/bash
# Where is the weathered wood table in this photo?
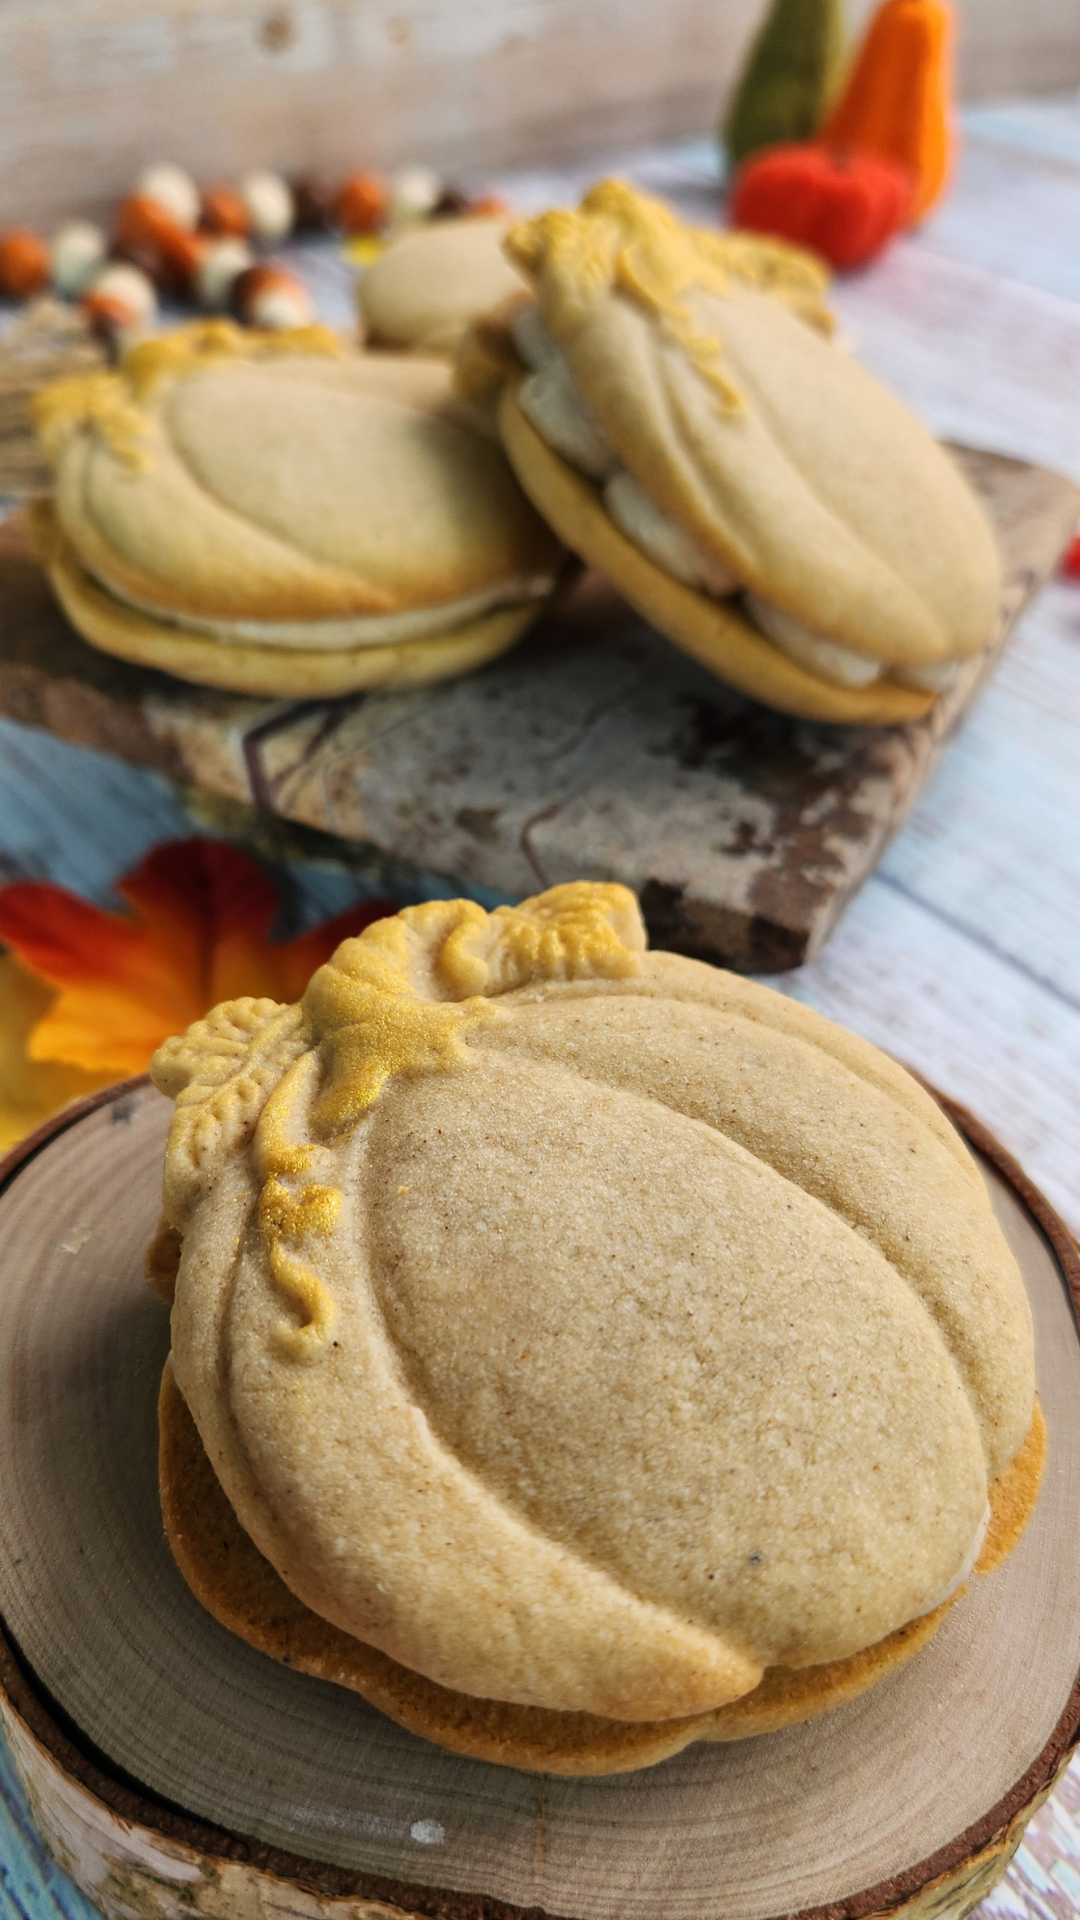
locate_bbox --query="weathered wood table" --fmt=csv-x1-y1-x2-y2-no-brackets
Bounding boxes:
1,94,1080,1920
0,447,1074,973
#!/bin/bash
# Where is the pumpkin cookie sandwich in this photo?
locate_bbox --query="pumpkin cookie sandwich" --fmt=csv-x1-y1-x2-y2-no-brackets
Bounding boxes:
31,319,561,698
360,215,529,355
149,881,1043,1775
462,180,1001,724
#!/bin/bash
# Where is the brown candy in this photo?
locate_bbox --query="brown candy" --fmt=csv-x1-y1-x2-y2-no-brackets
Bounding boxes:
431,187,471,219
291,177,334,233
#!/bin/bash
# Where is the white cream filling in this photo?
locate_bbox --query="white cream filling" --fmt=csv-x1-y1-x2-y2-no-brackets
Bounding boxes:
604,469,739,598
511,303,562,372
919,1502,991,1617
88,566,556,653
518,354,617,481
745,594,883,689
893,658,962,693
514,307,961,697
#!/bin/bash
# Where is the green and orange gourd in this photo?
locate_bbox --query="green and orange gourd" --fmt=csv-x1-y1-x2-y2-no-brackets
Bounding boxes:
726,0,955,270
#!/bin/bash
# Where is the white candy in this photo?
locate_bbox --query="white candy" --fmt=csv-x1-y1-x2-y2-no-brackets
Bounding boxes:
604,469,738,598
85,263,158,328
239,170,295,242
196,238,255,310
50,220,107,297
135,162,200,232
389,165,441,227
242,272,314,330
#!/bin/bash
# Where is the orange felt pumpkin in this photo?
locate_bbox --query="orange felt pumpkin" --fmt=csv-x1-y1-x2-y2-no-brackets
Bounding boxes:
730,144,913,270
821,0,954,222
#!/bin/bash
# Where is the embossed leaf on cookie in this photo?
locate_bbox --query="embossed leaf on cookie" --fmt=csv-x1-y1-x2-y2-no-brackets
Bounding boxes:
473,180,1002,724
30,319,562,698
148,884,1042,1772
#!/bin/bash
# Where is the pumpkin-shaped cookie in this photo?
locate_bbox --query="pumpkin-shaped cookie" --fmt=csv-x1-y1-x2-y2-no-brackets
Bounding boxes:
461,180,1002,724
31,320,560,698
150,883,1042,1773
360,215,529,353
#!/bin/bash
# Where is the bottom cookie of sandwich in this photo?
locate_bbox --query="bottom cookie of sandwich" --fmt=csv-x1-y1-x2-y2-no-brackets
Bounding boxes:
158,1361,1045,1776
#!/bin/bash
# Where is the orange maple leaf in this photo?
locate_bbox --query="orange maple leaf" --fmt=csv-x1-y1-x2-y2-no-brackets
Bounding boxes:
0,837,395,1080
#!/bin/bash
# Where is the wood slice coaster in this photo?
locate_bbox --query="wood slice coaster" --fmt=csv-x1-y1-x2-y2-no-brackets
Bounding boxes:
0,448,1076,972
0,1080,1078,1920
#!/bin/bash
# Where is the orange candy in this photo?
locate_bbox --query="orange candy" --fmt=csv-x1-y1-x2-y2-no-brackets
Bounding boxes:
469,192,511,218
0,229,50,299
114,193,205,296
333,171,388,234
200,184,250,237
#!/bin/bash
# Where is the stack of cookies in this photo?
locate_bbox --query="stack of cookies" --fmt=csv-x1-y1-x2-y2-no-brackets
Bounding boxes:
461,180,1002,724
29,182,1002,719
149,883,1043,1774
31,319,560,696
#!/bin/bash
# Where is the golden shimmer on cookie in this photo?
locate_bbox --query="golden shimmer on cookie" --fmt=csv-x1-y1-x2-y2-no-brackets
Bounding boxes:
148,883,1040,1768
31,319,561,696
467,180,1002,722
158,1362,1045,1774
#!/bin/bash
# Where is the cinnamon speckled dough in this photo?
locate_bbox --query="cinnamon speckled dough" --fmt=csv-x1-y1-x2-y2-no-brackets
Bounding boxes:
149,885,1037,1737
476,182,1002,720
32,321,559,694
360,218,529,353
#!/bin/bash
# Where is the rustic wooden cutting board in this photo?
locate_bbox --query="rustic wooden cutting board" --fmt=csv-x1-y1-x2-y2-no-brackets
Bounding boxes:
0,1082,1078,1920
0,447,1075,970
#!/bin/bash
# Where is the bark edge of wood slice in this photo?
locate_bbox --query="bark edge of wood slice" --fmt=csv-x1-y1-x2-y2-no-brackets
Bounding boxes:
0,1079,1078,1920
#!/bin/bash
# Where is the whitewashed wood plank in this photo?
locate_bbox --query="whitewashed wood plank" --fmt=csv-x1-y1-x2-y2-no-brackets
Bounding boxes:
0,4,1078,236
879,581,1080,1003
833,248,1080,489
965,95,1080,170
920,131,1080,306
0,1721,98,1920
0,0,761,232
0,714,191,900
770,874,1080,1237
981,1755,1080,1920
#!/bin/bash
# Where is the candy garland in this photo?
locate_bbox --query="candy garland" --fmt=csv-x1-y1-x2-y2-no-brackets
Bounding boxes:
0,162,510,342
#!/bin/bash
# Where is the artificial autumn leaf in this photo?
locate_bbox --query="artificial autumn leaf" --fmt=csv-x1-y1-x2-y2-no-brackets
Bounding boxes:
0,837,395,1081
0,953,111,1152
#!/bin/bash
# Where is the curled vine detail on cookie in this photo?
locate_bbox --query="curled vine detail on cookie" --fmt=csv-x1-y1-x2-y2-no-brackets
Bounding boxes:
258,1172,341,1360
504,180,833,418
253,1053,338,1358
150,884,647,1360
302,882,644,1136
